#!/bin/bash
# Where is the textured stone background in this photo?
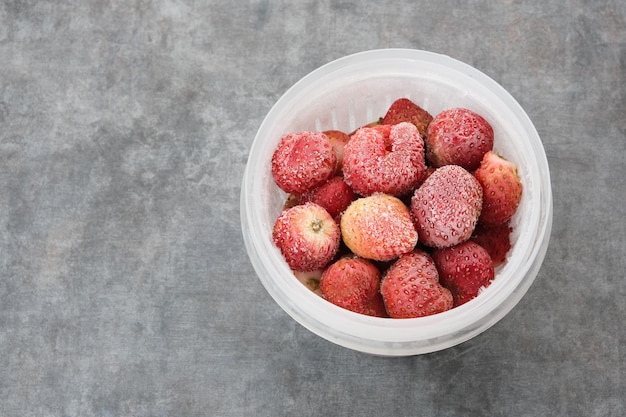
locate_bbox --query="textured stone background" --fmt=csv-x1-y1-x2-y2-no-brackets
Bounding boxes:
1,1,624,416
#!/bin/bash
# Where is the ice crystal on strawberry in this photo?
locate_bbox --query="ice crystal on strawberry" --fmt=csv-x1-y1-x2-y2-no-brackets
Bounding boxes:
343,122,425,197
411,165,483,249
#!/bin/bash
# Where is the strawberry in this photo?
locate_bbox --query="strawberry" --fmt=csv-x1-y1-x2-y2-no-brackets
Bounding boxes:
271,131,337,195
380,250,453,318
323,130,351,174
426,108,494,171
300,176,357,220
433,241,495,307
272,202,341,272
470,222,513,267
320,256,388,317
342,122,426,197
474,151,523,226
381,98,434,137
341,193,418,262
411,165,483,248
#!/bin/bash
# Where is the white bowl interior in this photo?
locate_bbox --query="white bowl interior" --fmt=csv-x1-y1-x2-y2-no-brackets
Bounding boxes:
241,49,552,356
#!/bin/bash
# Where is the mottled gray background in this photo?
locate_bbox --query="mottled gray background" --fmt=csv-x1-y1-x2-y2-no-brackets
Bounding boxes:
1,1,624,416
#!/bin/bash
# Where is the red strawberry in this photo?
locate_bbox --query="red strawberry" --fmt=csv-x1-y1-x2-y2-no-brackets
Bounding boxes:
320,256,388,317
380,250,453,318
343,122,426,197
433,241,495,307
474,151,523,226
341,193,418,262
271,131,337,194
381,98,434,137
411,165,483,248
470,222,513,267
272,202,340,272
323,130,351,174
300,176,357,220
426,108,494,171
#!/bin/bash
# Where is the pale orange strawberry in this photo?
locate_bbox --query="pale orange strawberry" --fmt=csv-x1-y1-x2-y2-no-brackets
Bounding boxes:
340,193,418,262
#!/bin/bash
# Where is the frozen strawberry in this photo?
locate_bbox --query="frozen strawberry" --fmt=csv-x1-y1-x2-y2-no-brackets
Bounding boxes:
271,131,337,194
300,176,357,220
474,151,523,227
433,241,495,307
470,222,513,267
272,202,340,272
411,165,483,248
380,250,453,318
381,98,433,137
426,108,494,171
323,130,351,173
343,122,426,196
320,256,388,317
341,193,418,262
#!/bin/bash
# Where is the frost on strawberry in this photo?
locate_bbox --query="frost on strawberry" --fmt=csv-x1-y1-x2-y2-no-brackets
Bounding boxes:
474,151,523,227
381,97,433,138
340,193,418,262
380,250,453,318
300,176,357,220
411,165,483,249
471,222,513,267
320,256,388,317
342,122,426,197
433,241,495,307
426,107,494,171
271,131,337,195
272,202,341,272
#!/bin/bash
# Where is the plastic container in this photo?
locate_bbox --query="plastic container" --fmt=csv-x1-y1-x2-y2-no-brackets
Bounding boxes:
240,49,552,356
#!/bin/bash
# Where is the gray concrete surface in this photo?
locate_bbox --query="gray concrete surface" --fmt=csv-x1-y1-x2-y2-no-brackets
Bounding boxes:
1,1,624,416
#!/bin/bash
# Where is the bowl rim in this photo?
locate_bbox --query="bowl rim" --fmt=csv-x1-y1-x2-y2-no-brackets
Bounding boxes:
241,48,553,356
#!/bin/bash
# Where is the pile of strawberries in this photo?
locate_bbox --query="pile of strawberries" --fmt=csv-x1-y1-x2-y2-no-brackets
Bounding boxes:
270,98,523,318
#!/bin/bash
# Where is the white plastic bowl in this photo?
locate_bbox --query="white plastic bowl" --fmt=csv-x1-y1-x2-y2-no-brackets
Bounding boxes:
241,49,552,356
